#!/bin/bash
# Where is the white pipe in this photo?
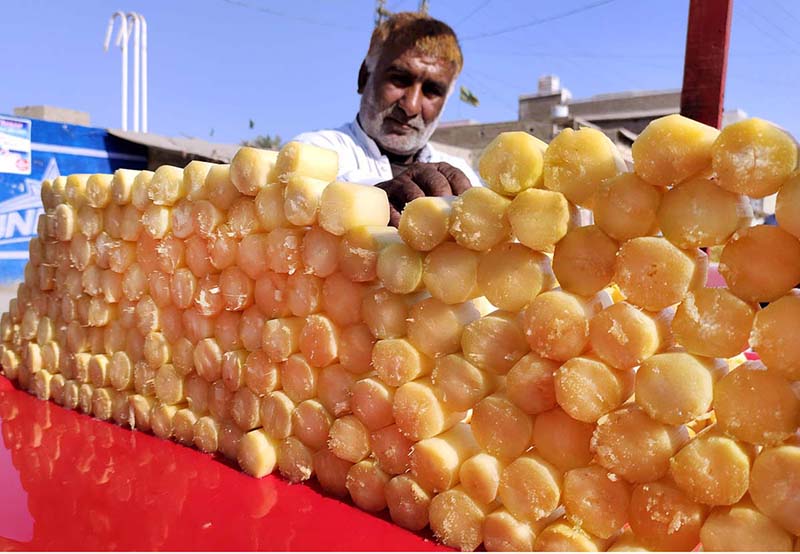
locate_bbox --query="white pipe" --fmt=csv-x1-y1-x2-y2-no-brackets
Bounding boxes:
104,12,129,131
139,14,148,133
128,13,141,132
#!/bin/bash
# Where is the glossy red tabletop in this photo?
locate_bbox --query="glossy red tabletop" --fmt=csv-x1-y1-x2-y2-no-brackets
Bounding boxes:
0,377,446,551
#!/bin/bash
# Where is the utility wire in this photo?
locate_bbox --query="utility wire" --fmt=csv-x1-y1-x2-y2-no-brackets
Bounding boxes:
456,0,492,25
221,0,360,31
747,2,800,49
461,0,617,41
461,69,519,112
737,3,799,53
772,0,800,26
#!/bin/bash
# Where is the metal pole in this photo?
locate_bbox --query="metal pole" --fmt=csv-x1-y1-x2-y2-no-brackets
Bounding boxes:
680,0,733,128
121,21,128,131
103,12,130,130
128,13,141,132
140,14,148,133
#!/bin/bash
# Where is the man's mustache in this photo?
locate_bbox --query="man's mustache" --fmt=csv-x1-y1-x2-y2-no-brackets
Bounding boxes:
384,105,425,131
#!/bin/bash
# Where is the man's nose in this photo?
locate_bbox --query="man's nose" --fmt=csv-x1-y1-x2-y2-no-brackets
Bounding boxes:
398,84,423,119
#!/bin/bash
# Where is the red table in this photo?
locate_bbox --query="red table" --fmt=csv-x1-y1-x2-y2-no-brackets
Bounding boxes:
0,377,446,551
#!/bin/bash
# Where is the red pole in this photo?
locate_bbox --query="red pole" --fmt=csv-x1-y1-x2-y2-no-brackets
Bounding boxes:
680,0,734,128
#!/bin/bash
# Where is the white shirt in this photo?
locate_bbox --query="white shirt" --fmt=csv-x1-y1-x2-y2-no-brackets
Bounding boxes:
293,118,483,187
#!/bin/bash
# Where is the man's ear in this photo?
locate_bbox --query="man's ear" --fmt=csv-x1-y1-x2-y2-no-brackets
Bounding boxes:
357,60,369,94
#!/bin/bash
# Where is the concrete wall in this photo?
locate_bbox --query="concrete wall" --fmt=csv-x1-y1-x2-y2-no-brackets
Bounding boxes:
518,91,570,121
13,105,91,126
569,90,680,118
433,120,554,152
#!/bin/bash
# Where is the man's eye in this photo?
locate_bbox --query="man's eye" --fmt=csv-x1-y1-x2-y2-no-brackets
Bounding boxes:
390,74,412,87
423,84,445,98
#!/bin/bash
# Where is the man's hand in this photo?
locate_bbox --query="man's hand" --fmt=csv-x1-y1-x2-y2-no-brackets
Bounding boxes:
376,162,472,226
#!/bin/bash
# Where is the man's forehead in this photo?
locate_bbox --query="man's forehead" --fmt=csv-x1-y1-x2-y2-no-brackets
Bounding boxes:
379,46,457,79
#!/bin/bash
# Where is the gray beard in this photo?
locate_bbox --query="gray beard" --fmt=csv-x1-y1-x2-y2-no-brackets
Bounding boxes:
358,84,442,156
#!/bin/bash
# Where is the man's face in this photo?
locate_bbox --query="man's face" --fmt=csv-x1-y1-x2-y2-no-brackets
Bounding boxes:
359,46,457,156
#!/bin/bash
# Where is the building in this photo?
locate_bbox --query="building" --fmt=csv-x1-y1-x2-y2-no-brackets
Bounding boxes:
11,105,238,170
433,74,747,169
432,75,776,219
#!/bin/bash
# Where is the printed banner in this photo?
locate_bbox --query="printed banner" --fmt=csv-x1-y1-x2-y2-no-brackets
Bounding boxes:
0,117,32,176
0,116,148,284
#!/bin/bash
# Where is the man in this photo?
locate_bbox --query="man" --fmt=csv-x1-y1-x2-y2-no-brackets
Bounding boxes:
293,12,481,225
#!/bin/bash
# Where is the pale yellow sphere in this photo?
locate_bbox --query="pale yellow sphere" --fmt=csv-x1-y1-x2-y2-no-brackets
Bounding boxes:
478,131,547,196
719,225,800,303
751,290,800,380
552,225,619,297
632,113,720,187
658,176,752,248
713,361,800,445
712,117,798,198
594,172,662,241
543,127,626,208
749,445,800,535
614,237,707,311
671,287,757,358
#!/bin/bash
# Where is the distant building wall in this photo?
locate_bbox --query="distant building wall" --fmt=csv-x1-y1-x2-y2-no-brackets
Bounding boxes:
435,84,685,166
568,90,680,118
433,120,554,152
13,105,91,127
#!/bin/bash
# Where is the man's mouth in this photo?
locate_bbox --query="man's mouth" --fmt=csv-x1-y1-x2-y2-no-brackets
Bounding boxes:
385,117,419,133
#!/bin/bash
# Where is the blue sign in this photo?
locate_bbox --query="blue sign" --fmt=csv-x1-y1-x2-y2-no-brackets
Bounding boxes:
0,116,32,175
0,116,148,284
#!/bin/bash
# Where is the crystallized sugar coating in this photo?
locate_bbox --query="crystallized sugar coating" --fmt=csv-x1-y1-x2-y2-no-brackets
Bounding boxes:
5,119,800,552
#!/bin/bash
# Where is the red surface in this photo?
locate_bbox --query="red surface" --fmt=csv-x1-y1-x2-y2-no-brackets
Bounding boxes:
705,263,726,288
680,0,733,128
0,378,447,551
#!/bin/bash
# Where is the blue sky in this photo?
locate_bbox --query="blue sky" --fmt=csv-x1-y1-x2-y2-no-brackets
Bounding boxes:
1,0,798,145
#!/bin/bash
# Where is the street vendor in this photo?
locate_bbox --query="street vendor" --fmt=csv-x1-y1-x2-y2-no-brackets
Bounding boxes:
293,11,481,225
